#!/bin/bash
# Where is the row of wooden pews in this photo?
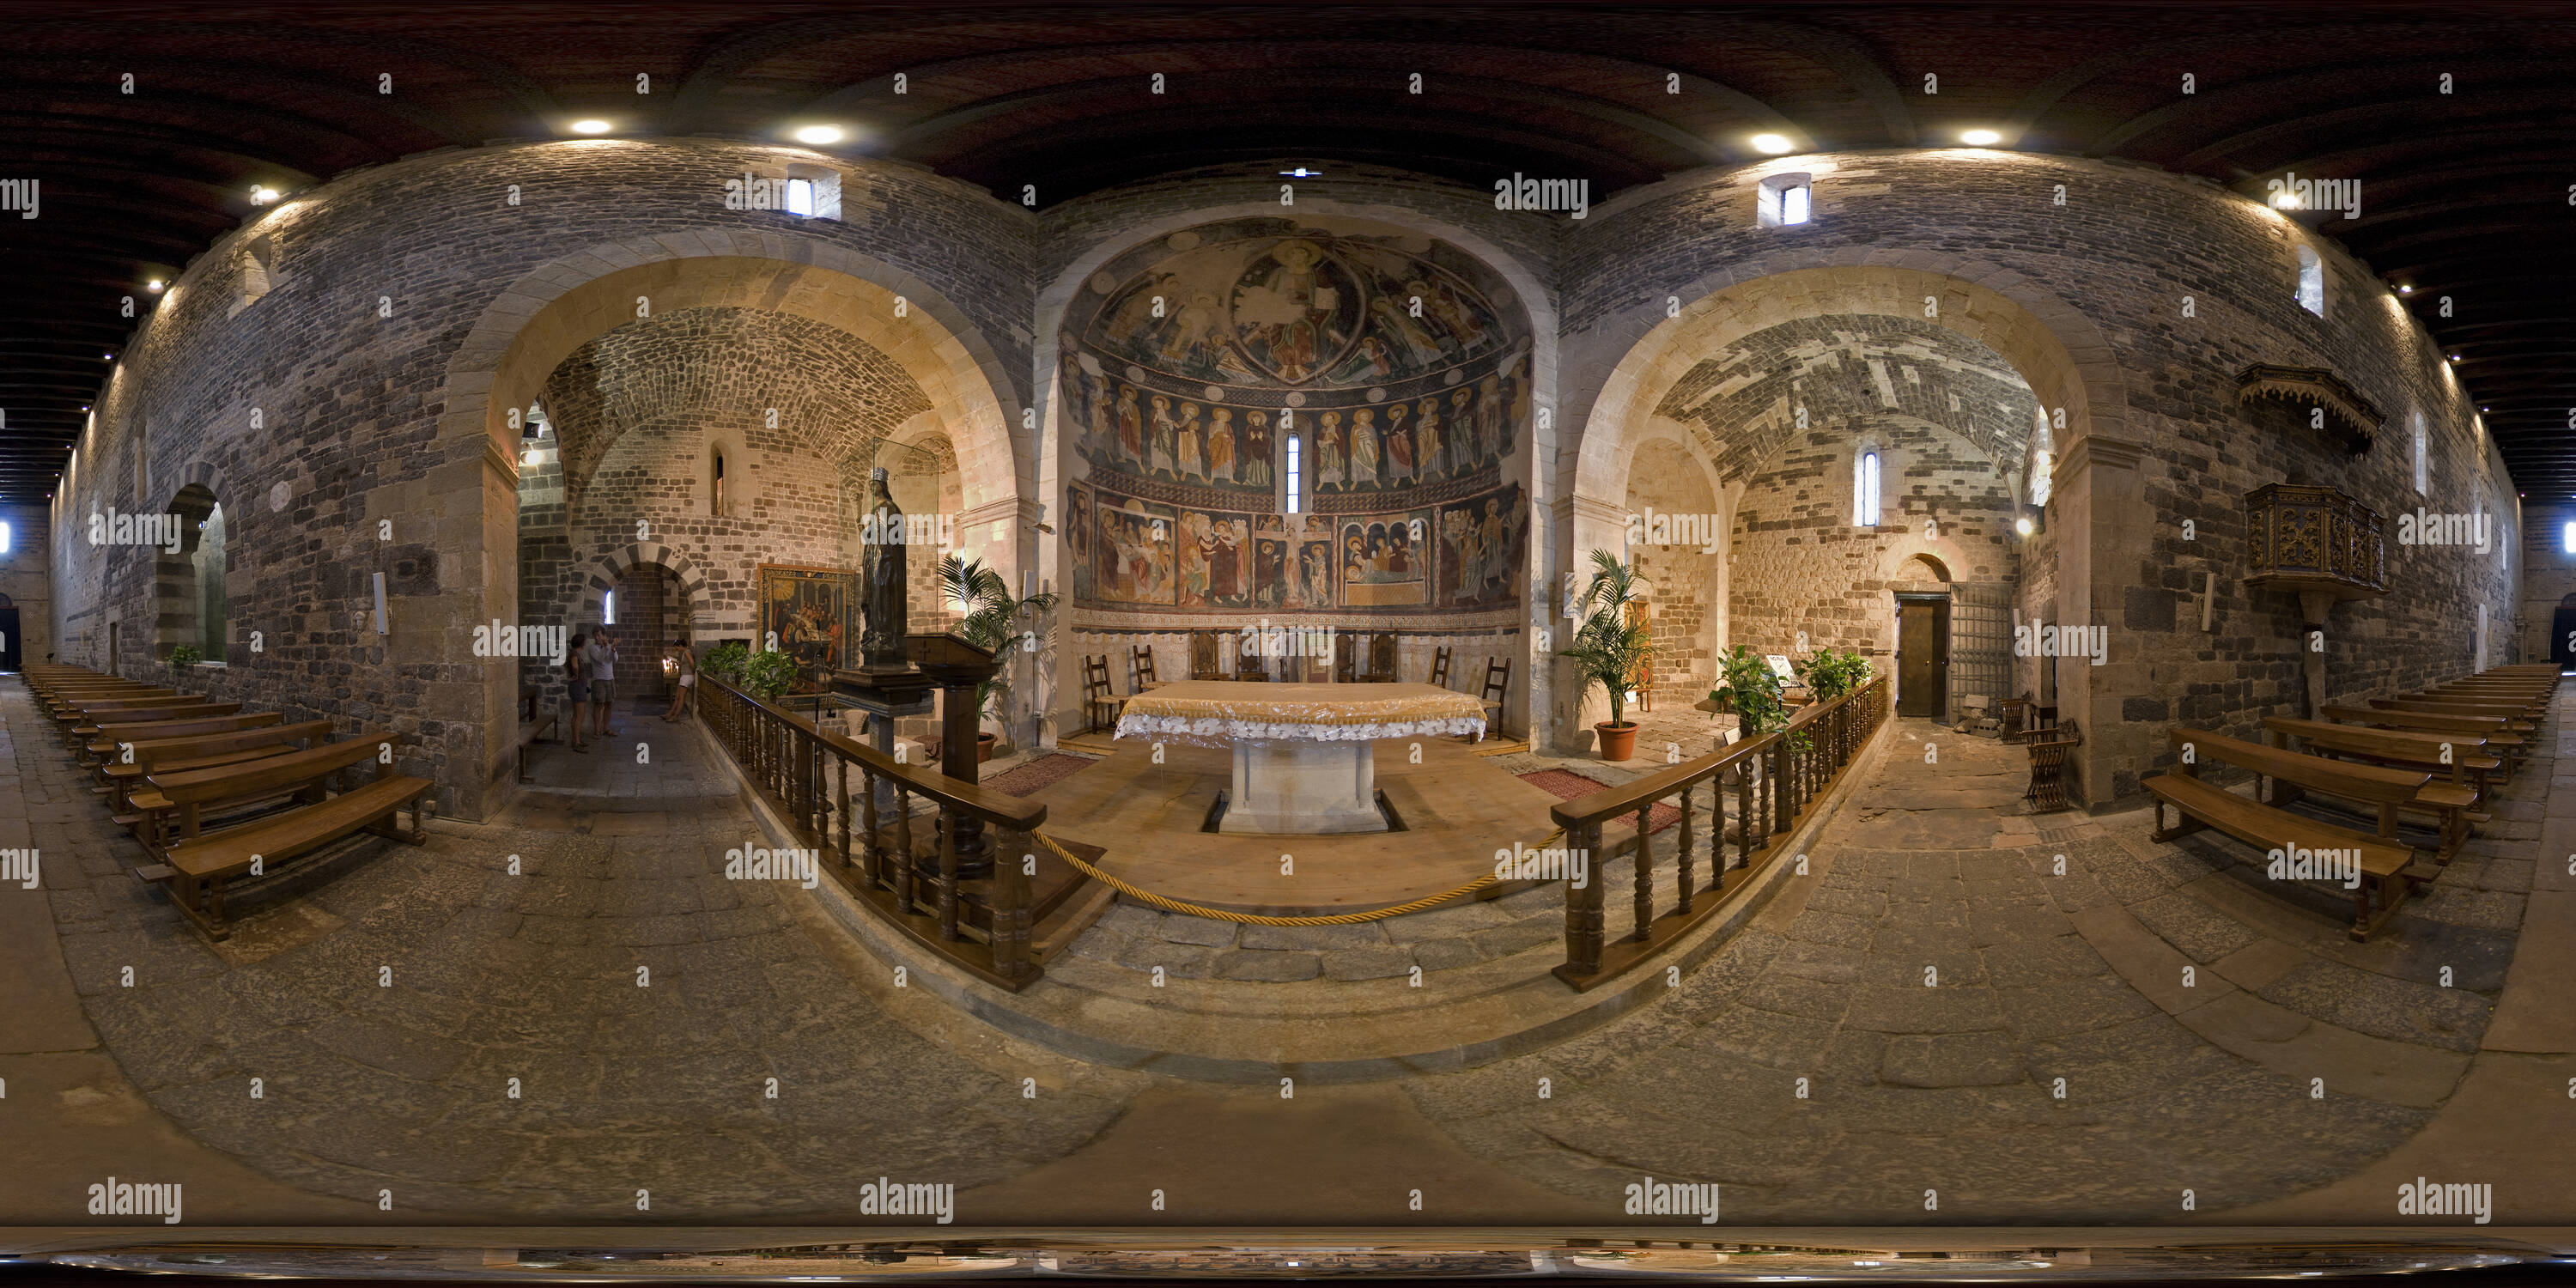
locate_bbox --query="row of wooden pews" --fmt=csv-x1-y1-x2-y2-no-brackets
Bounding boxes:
20,663,434,942
2147,663,2558,941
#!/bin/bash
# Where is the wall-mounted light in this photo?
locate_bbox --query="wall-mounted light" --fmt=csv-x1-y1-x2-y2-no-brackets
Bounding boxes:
2014,515,2034,538
1959,129,2002,146
791,125,844,145
1749,133,1794,155
249,185,278,205
146,279,165,293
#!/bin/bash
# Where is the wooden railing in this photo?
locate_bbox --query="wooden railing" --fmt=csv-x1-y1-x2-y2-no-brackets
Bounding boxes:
1551,674,1890,991
696,673,1054,991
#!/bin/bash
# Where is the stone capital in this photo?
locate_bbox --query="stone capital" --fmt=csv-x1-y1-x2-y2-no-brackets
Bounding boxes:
2059,433,2146,480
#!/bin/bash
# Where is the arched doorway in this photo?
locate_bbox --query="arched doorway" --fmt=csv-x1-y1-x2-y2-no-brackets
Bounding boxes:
1893,553,1952,720
604,562,687,708
2552,592,2576,669
153,483,226,663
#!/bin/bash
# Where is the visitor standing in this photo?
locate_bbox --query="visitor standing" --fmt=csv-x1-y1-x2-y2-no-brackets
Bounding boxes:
583,629,618,738
564,634,591,753
661,639,696,721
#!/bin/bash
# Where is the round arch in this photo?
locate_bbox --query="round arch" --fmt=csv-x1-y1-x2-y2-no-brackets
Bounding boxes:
1568,260,2129,509
570,541,713,633
436,229,1025,522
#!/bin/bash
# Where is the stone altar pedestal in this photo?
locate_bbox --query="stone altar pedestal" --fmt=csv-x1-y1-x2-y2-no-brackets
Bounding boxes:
1221,739,1387,835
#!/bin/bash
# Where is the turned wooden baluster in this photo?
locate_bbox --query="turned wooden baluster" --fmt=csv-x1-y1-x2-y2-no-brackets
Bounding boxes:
860,767,882,887
835,757,851,871
1563,817,1606,975
1631,801,1654,941
993,827,1036,983
1676,782,1695,914
937,805,961,941
891,784,915,912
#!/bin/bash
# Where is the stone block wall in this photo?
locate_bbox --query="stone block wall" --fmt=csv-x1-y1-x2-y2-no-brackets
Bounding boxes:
51,138,1032,819
2517,503,2575,665
0,503,51,664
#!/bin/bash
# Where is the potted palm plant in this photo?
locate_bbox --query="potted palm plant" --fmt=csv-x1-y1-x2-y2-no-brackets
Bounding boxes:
939,553,1061,762
1558,550,1655,761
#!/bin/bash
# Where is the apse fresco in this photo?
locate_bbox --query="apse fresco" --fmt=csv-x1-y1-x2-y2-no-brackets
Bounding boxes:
1063,217,1529,617
1088,486,1178,607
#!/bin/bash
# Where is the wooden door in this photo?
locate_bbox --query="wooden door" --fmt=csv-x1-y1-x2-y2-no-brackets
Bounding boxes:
1896,598,1948,719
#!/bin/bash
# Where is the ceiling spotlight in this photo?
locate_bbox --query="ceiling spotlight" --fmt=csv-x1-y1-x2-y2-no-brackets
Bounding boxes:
569,119,612,135
2450,354,2462,362
1959,129,2002,146
2397,284,2413,294
792,125,844,145
146,279,165,292
1279,166,1323,178
102,352,112,360
1750,133,1795,155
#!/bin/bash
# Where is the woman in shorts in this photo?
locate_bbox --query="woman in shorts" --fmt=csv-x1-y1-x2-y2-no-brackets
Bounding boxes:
564,633,592,752
661,638,696,721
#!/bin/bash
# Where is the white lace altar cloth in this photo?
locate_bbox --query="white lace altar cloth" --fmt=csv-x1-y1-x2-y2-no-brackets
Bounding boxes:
1114,680,1486,747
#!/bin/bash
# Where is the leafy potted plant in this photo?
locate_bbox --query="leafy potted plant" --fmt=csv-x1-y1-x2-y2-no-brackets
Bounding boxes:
702,640,750,684
1793,645,1874,703
740,648,800,702
167,644,203,668
1709,645,1789,743
939,553,1061,762
1557,550,1655,761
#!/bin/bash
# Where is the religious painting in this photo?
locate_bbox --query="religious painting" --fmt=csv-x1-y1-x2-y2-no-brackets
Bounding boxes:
1247,515,1295,611
1295,533,1335,611
1092,490,1177,607
1338,508,1433,608
1436,483,1528,610
1229,239,1366,384
1178,508,1254,610
1065,483,1097,605
756,564,860,679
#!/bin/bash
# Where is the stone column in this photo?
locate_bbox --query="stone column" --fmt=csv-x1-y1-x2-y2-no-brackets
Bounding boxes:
1552,490,1633,754
2055,432,2148,810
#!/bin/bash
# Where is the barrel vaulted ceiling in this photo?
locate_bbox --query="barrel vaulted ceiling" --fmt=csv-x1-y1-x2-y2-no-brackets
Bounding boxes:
4,3,2570,500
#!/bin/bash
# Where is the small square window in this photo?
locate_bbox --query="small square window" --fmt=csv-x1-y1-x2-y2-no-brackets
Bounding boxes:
1759,172,1814,228
785,178,814,217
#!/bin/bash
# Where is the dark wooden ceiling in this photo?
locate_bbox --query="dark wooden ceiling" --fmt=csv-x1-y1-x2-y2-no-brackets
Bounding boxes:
6,2,2573,502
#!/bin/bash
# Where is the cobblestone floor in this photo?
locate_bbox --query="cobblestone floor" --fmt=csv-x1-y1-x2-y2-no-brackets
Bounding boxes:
9,686,1135,1221
1400,717,2537,1222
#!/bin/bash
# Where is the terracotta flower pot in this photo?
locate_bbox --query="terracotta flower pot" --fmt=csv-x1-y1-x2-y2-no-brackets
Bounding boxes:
1595,720,1640,762
976,732,996,763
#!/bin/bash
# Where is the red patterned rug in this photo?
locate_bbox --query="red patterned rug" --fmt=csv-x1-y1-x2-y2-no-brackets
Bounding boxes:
982,752,1102,799
1516,769,1683,835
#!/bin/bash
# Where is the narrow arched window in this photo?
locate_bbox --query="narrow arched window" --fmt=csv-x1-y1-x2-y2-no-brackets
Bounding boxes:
2562,520,2574,555
2411,413,2427,495
1285,434,1303,513
711,448,726,517
2295,244,2324,316
1853,448,1880,527
604,588,617,626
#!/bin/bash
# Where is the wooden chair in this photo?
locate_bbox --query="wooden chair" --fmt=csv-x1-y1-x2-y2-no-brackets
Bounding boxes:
1475,657,1510,739
1334,643,1358,684
1131,644,1164,692
1081,654,1127,732
1368,632,1399,683
2024,719,2079,811
1188,631,1224,680
1429,646,1454,689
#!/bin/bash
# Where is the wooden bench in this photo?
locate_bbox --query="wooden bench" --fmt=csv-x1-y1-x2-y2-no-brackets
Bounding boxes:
2150,728,2427,940
137,748,429,942
124,732,397,858
2372,696,2537,732
68,703,242,750
2320,703,2522,775
518,706,559,783
82,712,289,768
98,720,333,812
2261,716,2488,862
